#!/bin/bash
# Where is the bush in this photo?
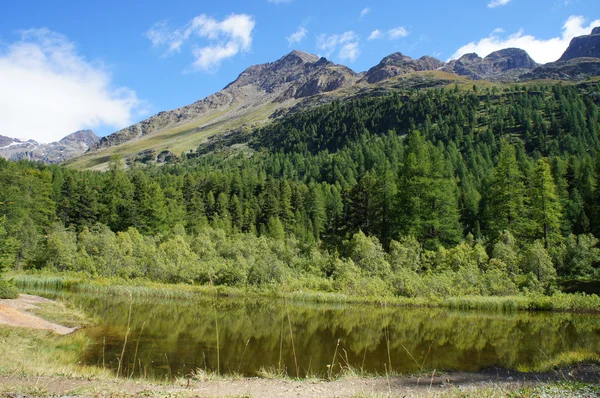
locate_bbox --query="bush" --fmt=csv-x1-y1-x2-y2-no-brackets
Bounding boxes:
0,280,18,299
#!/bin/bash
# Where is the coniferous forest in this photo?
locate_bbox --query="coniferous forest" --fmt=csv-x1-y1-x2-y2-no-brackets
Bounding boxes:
2,82,600,298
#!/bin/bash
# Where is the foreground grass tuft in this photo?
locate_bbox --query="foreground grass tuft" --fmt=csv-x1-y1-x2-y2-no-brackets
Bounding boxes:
0,326,110,378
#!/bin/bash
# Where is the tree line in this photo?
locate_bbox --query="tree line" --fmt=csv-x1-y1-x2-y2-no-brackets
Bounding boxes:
1,81,600,297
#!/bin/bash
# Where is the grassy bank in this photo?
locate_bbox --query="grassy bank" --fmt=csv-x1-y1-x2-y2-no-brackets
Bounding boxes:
9,271,600,313
0,297,109,379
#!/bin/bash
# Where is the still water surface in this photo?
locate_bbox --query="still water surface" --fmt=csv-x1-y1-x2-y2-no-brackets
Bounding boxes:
36,290,600,379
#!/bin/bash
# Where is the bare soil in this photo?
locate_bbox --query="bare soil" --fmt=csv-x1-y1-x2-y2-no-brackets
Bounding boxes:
0,364,599,397
0,294,76,335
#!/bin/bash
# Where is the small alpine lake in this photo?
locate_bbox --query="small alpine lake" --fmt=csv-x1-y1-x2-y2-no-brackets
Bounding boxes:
29,289,600,380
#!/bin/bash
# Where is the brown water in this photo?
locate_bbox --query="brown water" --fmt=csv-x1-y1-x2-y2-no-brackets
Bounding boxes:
36,291,600,380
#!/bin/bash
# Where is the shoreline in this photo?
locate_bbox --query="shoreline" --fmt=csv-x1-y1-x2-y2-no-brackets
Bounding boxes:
0,292,599,397
0,364,599,397
10,271,600,314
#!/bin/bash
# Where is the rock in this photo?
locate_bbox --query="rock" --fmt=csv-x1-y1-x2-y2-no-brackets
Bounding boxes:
559,27,600,61
90,50,358,152
362,52,444,84
443,48,538,80
157,150,177,163
0,130,99,164
522,57,600,81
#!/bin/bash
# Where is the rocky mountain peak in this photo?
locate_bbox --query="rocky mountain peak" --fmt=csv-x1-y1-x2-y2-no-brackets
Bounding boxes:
460,53,482,62
280,50,320,65
380,52,414,65
362,52,444,84
90,50,358,152
559,27,600,61
59,129,99,146
443,48,537,80
485,48,538,70
0,130,98,164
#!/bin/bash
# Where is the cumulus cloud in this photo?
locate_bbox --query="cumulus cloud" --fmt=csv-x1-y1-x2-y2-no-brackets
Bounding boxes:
317,31,360,62
488,0,511,8
388,26,410,39
360,8,371,18
450,15,600,63
287,26,308,46
368,29,383,40
368,27,409,40
0,28,145,143
146,13,255,72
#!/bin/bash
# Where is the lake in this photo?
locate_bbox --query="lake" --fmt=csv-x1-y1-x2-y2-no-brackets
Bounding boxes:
32,290,600,380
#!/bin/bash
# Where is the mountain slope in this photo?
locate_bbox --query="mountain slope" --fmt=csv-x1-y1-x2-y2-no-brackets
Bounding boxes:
67,28,600,170
559,27,600,61
0,130,98,164
70,51,357,169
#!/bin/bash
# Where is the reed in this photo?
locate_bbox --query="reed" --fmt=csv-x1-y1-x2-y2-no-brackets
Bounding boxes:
328,338,340,380
116,293,133,378
13,272,600,313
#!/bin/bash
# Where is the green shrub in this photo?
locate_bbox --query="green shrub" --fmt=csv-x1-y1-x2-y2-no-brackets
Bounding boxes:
0,279,18,299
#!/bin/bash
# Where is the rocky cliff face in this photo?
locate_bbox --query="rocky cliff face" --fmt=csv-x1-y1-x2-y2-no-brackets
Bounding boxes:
91,51,358,151
0,130,99,164
559,26,600,61
362,53,444,84
522,27,600,80
443,48,538,80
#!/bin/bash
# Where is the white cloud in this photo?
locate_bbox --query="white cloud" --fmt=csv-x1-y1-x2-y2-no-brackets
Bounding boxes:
450,15,600,63
339,42,360,62
360,8,370,18
146,13,255,72
287,26,308,46
0,28,145,143
268,0,292,3
368,27,409,40
488,0,511,8
316,31,360,62
388,26,409,39
368,29,383,40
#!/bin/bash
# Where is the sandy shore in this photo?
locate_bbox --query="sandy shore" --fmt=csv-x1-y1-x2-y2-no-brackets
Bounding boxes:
0,294,77,335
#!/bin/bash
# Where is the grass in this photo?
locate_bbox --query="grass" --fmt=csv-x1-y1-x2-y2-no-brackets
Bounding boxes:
30,300,95,328
349,382,600,397
517,351,600,373
11,271,600,313
0,326,110,378
66,99,291,171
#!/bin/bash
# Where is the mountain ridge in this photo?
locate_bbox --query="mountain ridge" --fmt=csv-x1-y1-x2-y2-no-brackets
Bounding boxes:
0,130,98,164
66,27,600,169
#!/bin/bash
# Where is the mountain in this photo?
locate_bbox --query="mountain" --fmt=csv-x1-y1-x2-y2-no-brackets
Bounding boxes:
0,130,98,164
559,26,600,61
521,27,600,80
88,51,357,153
68,30,600,170
361,53,444,84
443,48,538,80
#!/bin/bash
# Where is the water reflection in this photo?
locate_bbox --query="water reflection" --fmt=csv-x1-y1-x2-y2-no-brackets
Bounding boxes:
37,291,600,379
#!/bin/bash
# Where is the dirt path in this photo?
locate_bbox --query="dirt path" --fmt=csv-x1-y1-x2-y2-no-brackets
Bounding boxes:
0,294,76,335
0,365,598,397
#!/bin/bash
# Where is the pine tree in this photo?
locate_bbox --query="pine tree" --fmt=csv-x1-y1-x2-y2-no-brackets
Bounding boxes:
396,131,462,249
485,139,528,240
530,158,563,248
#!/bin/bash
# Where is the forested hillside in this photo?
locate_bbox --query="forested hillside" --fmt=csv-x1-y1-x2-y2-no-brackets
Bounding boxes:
2,81,600,297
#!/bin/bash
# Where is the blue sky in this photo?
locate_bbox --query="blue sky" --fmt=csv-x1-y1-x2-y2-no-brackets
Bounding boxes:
0,0,599,142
